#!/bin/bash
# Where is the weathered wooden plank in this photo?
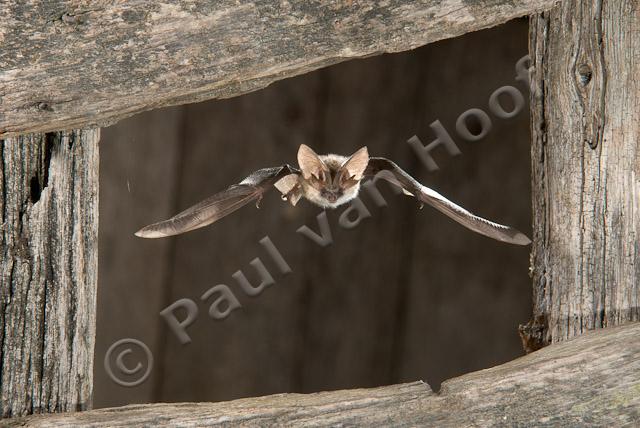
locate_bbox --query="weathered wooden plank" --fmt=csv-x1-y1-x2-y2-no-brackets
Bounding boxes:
0,0,558,138
0,129,99,417
9,322,640,427
523,0,640,349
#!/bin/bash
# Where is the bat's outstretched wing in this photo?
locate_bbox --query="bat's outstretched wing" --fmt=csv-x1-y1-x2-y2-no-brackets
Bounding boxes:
135,165,300,238
364,158,531,245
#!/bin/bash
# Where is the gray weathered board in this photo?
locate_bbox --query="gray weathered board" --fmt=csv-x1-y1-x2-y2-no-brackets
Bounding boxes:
0,130,99,417
523,0,640,349
8,322,640,427
0,0,557,137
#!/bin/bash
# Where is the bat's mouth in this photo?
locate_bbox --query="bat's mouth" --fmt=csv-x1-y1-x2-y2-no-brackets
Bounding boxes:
321,189,340,203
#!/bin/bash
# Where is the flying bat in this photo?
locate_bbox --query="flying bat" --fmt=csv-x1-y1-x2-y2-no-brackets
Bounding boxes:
135,144,531,245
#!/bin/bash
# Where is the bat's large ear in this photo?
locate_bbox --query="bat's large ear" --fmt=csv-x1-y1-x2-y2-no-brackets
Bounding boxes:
298,144,327,179
341,146,369,180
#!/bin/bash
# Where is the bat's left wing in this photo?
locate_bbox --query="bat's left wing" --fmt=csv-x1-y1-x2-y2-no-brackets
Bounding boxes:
364,157,531,245
135,165,299,238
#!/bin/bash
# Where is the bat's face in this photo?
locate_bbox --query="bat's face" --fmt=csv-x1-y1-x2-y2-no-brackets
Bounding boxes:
297,145,369,209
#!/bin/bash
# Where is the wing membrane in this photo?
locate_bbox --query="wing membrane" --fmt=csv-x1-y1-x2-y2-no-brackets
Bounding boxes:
135,165,299,238
364,158,531,245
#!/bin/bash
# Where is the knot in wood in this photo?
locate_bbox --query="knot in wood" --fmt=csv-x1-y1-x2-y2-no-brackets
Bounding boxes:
37,102,53,112
577,63,593,86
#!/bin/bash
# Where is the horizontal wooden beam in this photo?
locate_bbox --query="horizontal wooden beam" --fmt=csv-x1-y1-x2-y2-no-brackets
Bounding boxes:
0,0,556,138
8,322,640,426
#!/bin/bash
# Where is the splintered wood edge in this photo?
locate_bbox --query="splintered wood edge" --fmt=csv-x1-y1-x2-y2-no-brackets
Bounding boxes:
7,322,639,427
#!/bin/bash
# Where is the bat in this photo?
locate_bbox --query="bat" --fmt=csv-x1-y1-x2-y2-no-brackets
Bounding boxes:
135,144,531,245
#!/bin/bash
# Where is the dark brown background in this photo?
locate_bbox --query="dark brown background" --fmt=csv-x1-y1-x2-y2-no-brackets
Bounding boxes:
94,18,532,407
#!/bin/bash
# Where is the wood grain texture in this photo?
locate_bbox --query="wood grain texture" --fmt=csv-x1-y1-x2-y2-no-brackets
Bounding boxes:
10,322,640,427
0,130,99,417
0,0,558,138
525,0,640,349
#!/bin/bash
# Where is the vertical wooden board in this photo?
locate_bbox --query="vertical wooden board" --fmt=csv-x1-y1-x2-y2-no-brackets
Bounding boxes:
529,1,640,344
600,1,640,326
398,20,533,388
294,52,428,392
156,74,327,402
94,107,184,407
0,130,99,417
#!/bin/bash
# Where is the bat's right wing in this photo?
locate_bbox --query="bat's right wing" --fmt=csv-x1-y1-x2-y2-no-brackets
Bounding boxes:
364,157,531,245
135,165,300,238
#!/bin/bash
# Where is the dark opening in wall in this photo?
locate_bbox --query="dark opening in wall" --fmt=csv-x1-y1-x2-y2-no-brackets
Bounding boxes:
95,18,532,407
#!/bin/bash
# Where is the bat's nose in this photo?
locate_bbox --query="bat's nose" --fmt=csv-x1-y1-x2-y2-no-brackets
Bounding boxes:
328,194,337,202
